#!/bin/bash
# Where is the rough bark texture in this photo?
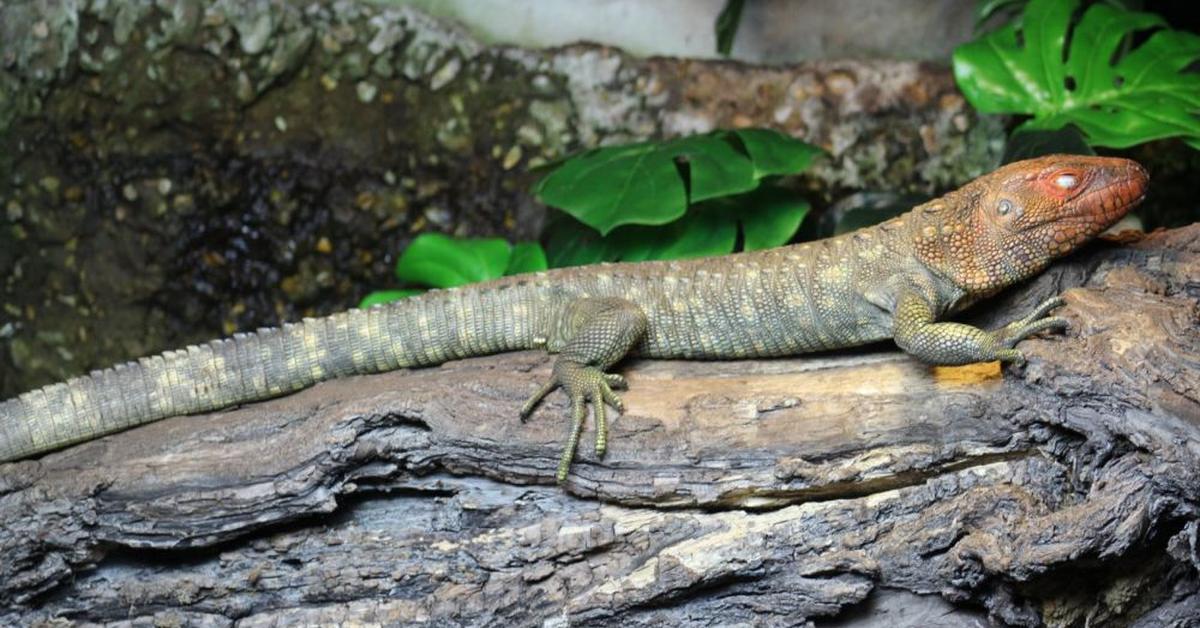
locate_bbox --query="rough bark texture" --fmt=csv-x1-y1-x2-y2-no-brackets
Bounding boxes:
2,225,1199,627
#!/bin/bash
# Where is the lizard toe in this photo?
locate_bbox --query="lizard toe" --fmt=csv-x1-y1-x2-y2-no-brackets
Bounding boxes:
1003,315,1069,347
529,360,629,483
519,379,559,421
997,348,1026,364
603,373,628,389
1026,295,1067,321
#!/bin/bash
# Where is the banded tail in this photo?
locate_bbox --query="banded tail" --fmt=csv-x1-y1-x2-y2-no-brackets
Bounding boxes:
0,283,546,462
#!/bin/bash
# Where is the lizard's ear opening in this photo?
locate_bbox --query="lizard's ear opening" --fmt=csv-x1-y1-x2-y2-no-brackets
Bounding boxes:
996,198,1022,222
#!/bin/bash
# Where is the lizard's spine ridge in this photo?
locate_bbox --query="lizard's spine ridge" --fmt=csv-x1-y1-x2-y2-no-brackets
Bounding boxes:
0,284,543,462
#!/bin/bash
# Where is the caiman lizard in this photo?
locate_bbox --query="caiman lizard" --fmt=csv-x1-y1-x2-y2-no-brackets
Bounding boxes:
0,155,1149,481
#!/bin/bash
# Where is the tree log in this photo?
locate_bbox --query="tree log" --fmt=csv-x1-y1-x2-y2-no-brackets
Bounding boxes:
3,225,1200,626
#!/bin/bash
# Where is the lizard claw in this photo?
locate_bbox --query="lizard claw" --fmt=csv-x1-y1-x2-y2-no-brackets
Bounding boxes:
603,373,628,390
1024,296,1067,321
994,296,1069,360
996,349,1026,365
520,360,627,483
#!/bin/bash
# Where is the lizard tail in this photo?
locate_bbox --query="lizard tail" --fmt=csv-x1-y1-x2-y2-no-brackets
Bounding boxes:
0,284,545,462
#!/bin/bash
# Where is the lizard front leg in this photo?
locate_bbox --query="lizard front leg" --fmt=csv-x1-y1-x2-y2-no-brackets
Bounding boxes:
521,297,648,482
893,291,1067,365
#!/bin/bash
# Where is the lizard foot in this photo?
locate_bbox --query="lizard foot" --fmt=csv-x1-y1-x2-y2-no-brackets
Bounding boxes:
994,296,1069,364
520,360,627,483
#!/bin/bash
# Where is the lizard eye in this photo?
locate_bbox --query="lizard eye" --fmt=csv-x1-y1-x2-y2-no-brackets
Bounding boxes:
998,199,1013,216
1054,173,1078,189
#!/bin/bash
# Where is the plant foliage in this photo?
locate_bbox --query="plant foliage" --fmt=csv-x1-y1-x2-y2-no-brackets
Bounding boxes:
955,0,1200,148
532,128,820,235
362,129,819,301
972,0,1140,32
715,0,745,56
544,185,811,267
359,235,547,308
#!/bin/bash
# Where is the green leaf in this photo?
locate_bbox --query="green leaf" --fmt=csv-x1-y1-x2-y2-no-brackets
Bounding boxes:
698,186,810,250
545,211,735,266
608,210,737,262
544,216,612,268
735,188,811,250
533,141,687,235
534,135,750,234
505,242,548,275
954,0,1200,148
534,130,821,235
975,0,1145,32
543,185,809,266
394,234,511,288
359,289,423,309
715,0,745,57
731,128,823,178
1002,125,1095,163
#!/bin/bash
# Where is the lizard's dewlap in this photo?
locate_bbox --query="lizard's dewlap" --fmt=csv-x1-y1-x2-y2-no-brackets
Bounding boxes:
0,155,1149,479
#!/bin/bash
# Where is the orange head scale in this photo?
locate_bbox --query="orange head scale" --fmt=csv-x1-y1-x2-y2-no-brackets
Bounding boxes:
915,154,1149,294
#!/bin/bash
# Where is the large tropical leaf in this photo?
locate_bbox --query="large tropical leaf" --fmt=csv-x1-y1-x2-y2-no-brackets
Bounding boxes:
954,0,1200,148
360,235,548,308
543,185,810,266
533,129,820,234
394,234,514,288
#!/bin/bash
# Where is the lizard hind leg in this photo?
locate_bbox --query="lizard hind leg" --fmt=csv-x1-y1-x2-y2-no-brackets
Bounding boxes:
519,297,647,483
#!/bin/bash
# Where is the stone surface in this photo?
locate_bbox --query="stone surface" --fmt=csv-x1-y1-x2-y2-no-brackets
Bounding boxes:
2,226,1198,626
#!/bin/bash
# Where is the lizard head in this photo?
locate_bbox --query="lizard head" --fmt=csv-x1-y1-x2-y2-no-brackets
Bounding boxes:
915,154,1148,295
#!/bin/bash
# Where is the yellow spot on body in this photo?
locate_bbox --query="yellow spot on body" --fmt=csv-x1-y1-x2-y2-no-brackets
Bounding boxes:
819,266,844,281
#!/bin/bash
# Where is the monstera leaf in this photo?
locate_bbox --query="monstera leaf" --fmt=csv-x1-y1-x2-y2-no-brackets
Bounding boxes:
544,186,810,267
360,235,547,308
533,129,820,235
955,0,1200,148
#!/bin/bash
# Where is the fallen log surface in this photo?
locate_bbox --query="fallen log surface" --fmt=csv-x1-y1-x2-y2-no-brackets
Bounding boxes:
3,226,1200,627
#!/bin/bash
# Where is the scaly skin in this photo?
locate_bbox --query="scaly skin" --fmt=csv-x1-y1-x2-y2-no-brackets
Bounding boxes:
0,155,1149,482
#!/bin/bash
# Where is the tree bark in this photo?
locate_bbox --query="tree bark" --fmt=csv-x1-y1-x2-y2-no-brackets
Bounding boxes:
3,225,1200,627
